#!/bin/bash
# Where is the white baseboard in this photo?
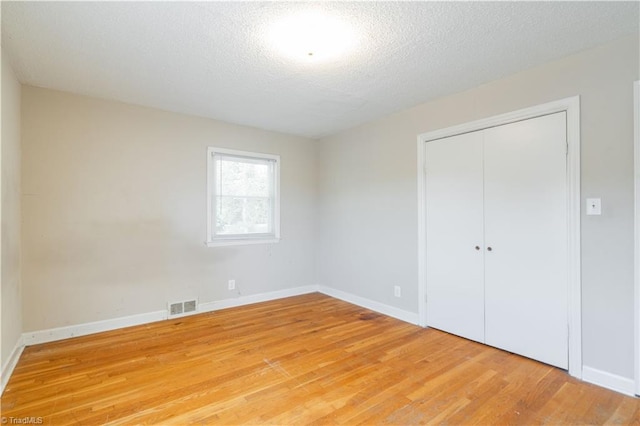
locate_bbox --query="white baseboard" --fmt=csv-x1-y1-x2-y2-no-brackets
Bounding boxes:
1,336,25,395
198,285,318,313
318,285,420,325
20,285,412,348
23,310,168,346
582,366,636,396
22,285,320,347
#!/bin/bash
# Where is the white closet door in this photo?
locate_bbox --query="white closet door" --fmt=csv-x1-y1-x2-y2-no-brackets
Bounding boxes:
425,131,485,343
483,112,568,369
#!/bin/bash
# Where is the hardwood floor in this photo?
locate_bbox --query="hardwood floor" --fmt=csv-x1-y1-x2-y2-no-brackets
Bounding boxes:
2,293,639,425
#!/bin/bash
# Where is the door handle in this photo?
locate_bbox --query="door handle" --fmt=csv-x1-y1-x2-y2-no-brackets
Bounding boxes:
487,246,493,252
475,246,480,251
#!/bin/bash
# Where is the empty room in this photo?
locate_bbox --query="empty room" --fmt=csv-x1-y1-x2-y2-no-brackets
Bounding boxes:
1,1,640,424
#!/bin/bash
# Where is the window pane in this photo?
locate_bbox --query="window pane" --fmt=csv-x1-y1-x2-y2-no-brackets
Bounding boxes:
208,149,279,243
216,196,272,235
217,158,271,198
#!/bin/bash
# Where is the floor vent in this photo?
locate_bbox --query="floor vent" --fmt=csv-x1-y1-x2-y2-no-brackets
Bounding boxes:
168,299,198,317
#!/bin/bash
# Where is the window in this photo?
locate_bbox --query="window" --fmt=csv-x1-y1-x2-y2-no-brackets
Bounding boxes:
207,147,280,246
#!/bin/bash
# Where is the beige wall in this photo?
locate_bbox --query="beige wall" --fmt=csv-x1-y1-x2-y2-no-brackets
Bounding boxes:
21,87,317,331
318,35,640,379
1,51,23,370
11,32,640,385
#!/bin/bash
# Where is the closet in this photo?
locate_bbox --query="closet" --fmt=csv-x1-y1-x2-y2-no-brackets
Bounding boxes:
425,112,568,369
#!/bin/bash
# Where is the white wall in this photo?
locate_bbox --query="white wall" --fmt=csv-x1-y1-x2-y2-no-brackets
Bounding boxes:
10,32,640,390
318,35,639,380
21,87,317,331
1,51,23,370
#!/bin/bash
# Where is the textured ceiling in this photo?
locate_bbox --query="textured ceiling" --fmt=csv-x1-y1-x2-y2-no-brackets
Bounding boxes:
2,1,639,139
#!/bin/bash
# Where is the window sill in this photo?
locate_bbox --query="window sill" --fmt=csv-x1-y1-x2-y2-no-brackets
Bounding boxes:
206,238,280,248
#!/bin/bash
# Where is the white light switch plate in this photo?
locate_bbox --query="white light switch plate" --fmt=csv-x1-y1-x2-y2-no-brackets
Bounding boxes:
586,198,602,215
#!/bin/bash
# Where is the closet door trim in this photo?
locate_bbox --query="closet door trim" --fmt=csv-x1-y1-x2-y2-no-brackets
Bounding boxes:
417,96,581,378
633,80,639,396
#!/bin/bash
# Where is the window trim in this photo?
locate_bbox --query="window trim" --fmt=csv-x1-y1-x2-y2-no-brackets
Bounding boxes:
206,147,280,247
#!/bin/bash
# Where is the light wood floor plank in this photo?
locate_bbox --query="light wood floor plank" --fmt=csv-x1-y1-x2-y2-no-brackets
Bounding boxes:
2,293,639,425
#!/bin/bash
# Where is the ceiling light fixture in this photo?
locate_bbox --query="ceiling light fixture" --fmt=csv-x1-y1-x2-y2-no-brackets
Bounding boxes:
268,11,357,63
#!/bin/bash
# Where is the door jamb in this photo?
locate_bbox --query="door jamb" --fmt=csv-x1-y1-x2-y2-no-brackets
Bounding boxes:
633,80,639,396
416,96,581,378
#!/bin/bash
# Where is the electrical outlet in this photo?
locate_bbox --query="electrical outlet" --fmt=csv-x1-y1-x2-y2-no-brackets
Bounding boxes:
228,279,236,290
394,286,401,298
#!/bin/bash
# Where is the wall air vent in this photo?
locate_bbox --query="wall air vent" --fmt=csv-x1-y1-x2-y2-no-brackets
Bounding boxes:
169,302,183,316
168,299,198,317
184,300,197,313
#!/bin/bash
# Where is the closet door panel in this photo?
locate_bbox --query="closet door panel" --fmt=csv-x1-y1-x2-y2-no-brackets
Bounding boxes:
425,131,485,343
483,112,568,369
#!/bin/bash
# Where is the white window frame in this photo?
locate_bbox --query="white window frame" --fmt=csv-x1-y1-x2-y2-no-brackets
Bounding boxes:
206,147,280,247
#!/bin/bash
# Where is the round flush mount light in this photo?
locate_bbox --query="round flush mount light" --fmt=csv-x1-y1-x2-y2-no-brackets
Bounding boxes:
268,11,357,63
